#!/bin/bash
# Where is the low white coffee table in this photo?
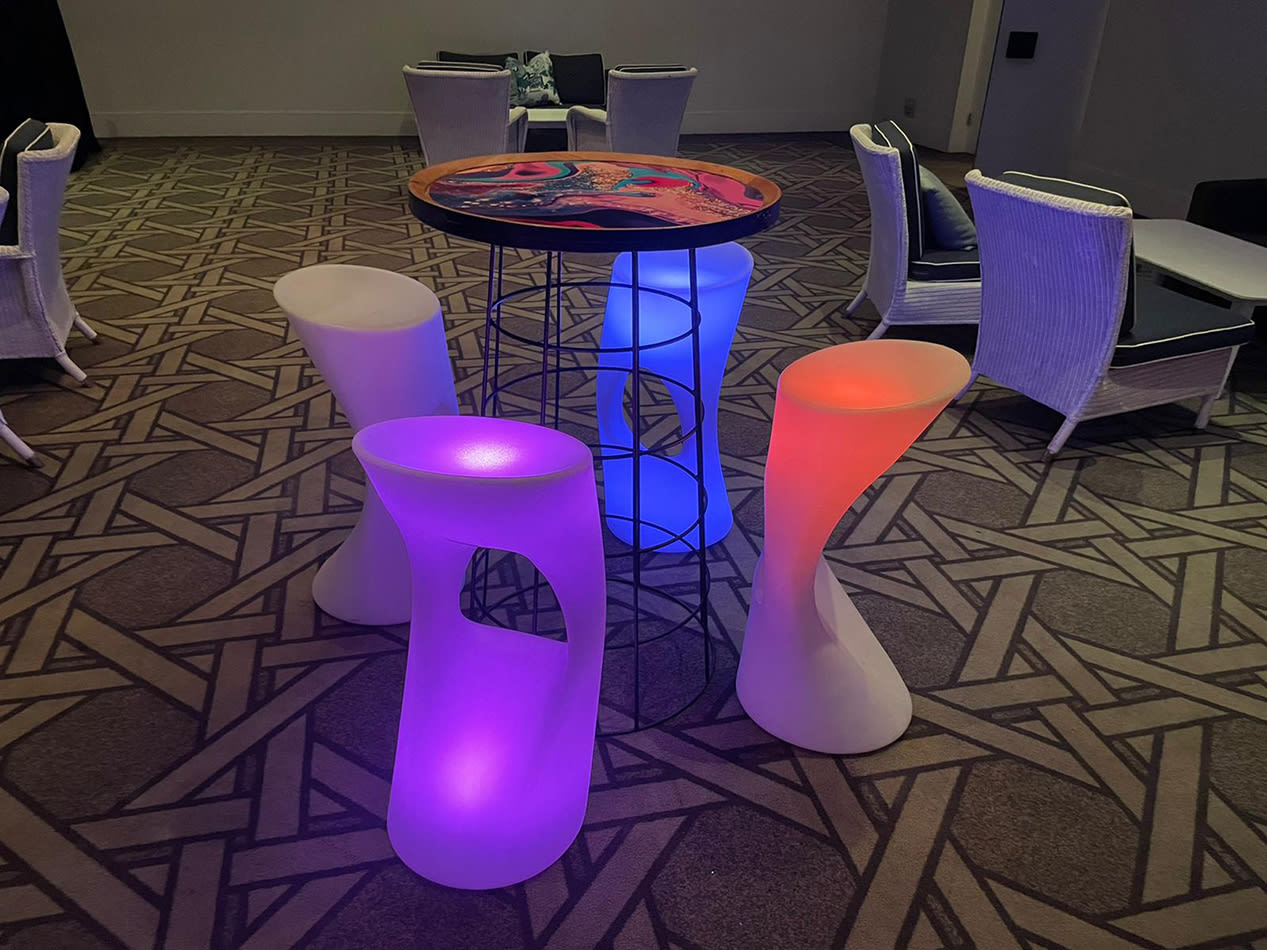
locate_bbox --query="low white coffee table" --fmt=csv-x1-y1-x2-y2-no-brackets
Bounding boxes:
1134,219,1267,316
526,107,569,129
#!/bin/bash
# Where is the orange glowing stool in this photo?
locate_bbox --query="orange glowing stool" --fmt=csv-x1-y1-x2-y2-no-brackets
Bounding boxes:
737,340,970,753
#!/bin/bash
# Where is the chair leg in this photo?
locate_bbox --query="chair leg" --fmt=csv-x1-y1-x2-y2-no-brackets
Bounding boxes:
866,319,889,341
1195,391,1219,429
844,286,868,316
1046,417,1079,458
0,411,39,467
55,352,89,385
954,372,978,401
1196,347,1237,429
73,313,99,342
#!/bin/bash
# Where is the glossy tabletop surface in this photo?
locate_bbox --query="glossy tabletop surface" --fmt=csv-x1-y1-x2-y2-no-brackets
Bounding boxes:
408,152,781,252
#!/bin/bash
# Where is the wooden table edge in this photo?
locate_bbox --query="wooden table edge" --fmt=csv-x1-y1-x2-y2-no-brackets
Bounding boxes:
409,151,782,207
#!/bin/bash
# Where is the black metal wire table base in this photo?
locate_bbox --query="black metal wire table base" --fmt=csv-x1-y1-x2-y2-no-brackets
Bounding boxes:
467,245,713,734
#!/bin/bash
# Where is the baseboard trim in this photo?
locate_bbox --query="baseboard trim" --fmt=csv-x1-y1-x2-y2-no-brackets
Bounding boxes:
93,111,419,138
684,109,851,135
93,108,851,138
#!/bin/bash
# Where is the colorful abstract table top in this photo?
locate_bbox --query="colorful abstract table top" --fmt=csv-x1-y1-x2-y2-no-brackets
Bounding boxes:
408,152,781,252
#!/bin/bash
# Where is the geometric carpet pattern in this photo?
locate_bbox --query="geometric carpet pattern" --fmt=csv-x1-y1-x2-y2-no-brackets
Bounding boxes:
0,135,1265,949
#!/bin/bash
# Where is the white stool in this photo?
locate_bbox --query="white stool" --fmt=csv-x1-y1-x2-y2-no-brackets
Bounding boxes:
273,265,458,625
736,341,970,753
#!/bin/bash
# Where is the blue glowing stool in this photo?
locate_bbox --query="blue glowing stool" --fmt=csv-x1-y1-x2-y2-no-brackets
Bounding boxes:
597,243,753,551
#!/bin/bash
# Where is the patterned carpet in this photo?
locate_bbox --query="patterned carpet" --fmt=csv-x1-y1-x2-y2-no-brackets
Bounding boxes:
0,134,1266,950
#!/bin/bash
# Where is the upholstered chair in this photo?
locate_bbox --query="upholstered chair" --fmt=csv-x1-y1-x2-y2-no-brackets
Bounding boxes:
566,66,697,156
402,64,529,166
846,121,982,337
962,170,1254,456
0,123,98,465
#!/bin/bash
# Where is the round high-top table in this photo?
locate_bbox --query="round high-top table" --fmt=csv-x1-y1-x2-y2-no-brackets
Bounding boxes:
408,152,780,731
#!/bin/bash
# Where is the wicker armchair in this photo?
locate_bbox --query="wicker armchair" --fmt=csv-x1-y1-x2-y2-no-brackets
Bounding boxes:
1,123,97,466
0,186,33,464
566,66,697,156
402,64,528,166
962,170,1255,456
846,122,982,338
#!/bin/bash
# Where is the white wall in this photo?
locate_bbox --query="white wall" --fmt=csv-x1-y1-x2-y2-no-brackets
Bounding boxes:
1068,0,1267,216
871,0,1001,154
974,0,1109,177
60,0,892,137
945,0,1001,154
872,0,974,152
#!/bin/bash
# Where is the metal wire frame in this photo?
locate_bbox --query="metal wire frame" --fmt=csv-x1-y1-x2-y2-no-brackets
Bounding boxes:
469,246,713,733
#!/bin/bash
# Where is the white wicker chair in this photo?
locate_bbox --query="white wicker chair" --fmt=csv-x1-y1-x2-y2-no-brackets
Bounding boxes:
0,123,96,466
566,66,697,156
847,123,981,338
962,169,1255,457
402,65,529,166
0,187,35,465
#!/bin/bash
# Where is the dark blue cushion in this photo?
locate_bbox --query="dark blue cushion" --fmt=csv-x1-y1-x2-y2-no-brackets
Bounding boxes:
999,171,1130,208
919,166,976,251
871,120,924,263
871,119,979,284
1000,170,1138,332
437,50,519,68
1111,283,1255,366
909,247,980,283
0,118,54,245
612,64,689,72
414,61,501,72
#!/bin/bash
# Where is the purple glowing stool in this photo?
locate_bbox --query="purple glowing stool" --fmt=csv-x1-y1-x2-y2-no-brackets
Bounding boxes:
354,415,606,889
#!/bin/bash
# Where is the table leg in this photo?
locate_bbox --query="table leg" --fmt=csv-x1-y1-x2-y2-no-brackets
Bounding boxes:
492,246,505,416
554,253,564,428
471,243,713,733
688,247,711,681
476,245,507,618
538,253,553,426
479,243,496,416
630,250,642,729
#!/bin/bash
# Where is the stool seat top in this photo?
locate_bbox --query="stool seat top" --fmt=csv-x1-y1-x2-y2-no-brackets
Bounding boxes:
779,341,971,413
354,415,593,482
274,265,441,331
408,152,781,253
609,242,754,291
